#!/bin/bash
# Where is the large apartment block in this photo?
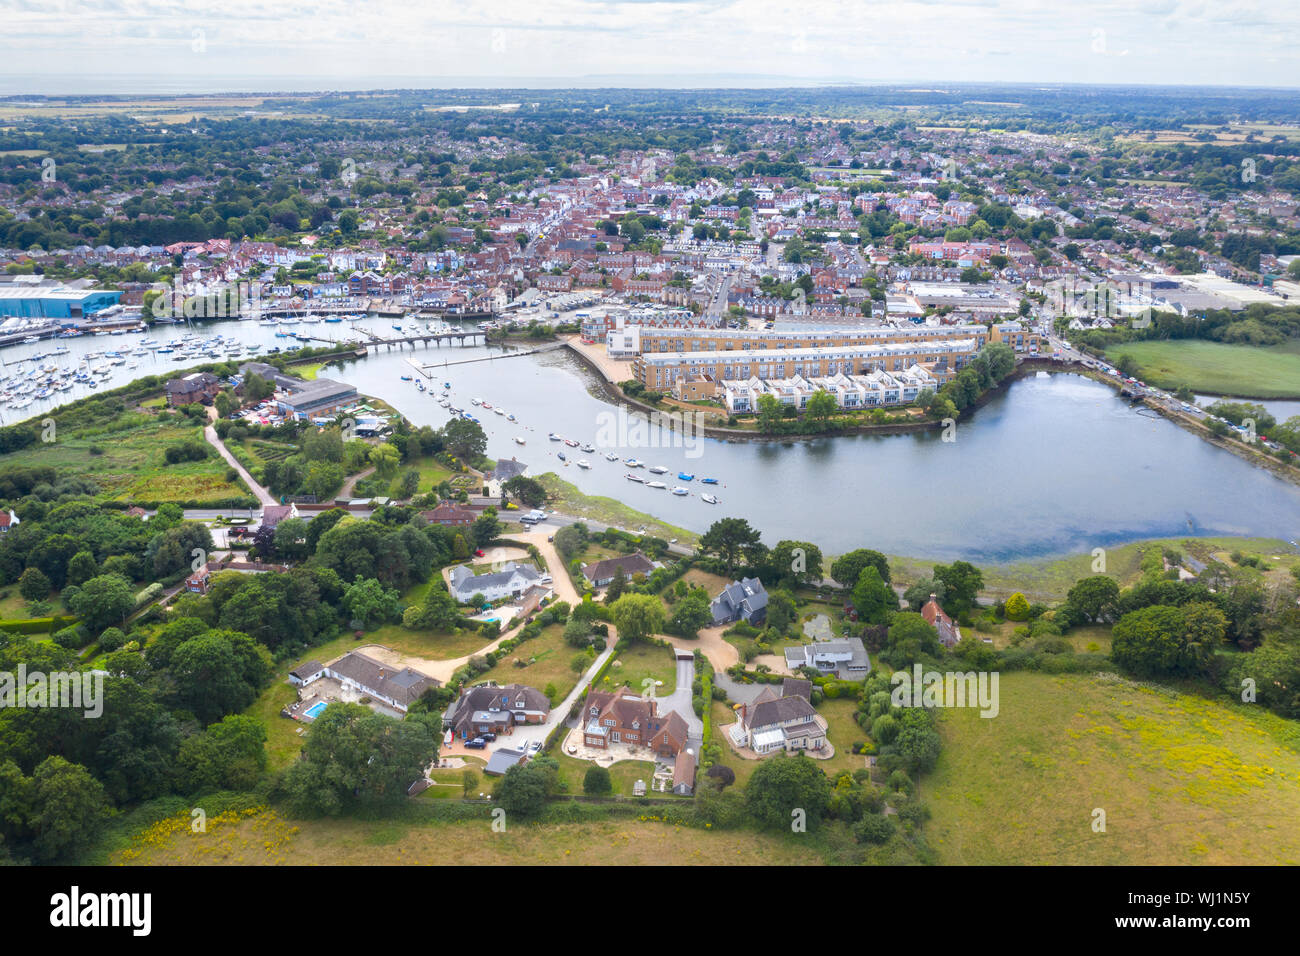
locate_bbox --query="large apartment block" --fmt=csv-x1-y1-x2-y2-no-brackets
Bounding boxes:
633,337,979,397
633,322,991,355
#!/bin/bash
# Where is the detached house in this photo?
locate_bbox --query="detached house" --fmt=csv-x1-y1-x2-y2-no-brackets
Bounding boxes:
921,594,962,648
447,561,550,604
443,683,551,739
784,636,871,678
582,687,689,757
710,577,769,626
165,371,221,407
729,684,828,755
581,552,656,588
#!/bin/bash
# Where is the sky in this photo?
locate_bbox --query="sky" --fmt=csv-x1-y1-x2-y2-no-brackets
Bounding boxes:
1,0,1297,92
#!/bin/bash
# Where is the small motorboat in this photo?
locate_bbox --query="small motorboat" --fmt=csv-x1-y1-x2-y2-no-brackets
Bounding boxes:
564,439,578,448
677,473,695,482
671,486,688,496
647,481,666,490
557,451,566,461
581,443,595,453
700,477,719,485
514,437,526,445
701,493,719,504
625,458,644,468
577,459,591,469
648,465,668,474
400,375,412,381
493,408,505,416
482,402,493,410
548,433,562,441
625,473,645,483
605,452,619,462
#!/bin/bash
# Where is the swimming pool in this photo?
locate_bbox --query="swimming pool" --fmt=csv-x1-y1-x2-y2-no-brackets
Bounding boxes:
304,701,329,719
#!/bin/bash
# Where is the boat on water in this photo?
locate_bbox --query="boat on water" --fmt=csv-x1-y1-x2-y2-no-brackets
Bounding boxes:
577,459,591,469
701,493,719,504
647,481,667,490
400,375,412,381
605,452,619,462
514,437,526,445
671,486,689,496
564,438,578,448
700,477,719,485
472,398,482,406
625,473,645,483
648,465,668,475
482,402,493,410
625,458,644,468
548,432,561,441
581,443,595,453
507,414,516,422
557,451,566,461
677,473,695,482
493,408,505,416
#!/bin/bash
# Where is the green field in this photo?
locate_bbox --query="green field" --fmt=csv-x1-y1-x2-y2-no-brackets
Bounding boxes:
0,410,251,505
926,671,1300,864
1104,340,1300,399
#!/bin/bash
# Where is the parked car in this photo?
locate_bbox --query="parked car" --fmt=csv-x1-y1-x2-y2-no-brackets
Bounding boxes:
527,740,542,755
465,737,487,750
473,549,485,557
481,732,497,742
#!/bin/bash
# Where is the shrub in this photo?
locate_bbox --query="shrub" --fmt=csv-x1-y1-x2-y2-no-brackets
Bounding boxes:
583,765,612,795
97,627,126,652
853,813,896,845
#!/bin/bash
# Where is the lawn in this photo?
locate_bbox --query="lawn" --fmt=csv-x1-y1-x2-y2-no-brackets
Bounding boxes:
925,670,1300,864
474,624,579,705
603,641,677,696
552,753,658,796
1104,339,1300,399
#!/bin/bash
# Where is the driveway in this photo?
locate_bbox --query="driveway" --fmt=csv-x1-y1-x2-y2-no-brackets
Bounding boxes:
654,652,704,745
203,409,275,507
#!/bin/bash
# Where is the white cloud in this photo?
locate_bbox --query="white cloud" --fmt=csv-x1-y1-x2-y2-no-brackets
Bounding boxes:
0,0,1296,88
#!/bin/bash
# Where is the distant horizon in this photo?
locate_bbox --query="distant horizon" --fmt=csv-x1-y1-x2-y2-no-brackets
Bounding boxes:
3,74,1300,98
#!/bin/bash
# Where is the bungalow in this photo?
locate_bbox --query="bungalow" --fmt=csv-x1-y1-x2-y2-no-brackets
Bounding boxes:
710,577,769,626
443,683,551,739
784,636,871,678
729,684,828,755
581,552,656,588
581,686,689,757
447,561,549,604
324,651,440,714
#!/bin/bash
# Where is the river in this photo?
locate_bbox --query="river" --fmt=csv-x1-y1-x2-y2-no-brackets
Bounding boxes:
7,315,1300,562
